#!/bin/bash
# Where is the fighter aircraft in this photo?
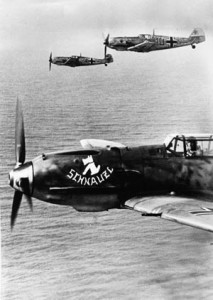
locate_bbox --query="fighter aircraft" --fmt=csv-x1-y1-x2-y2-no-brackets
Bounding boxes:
9,99,213,232
104,28,205,53
49,47,113,70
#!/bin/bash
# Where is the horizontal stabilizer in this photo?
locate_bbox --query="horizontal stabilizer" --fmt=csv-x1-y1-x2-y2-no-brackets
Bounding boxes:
80,139,126,150
190,28,205,37
189,28,205,43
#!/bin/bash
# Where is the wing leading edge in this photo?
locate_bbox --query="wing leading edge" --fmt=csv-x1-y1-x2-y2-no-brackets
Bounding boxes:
124,196,213,232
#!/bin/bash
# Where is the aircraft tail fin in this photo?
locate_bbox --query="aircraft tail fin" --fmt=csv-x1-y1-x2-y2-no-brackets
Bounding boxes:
189,28,205,43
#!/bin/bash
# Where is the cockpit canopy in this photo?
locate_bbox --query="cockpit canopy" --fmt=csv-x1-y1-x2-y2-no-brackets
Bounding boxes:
164,134,213,157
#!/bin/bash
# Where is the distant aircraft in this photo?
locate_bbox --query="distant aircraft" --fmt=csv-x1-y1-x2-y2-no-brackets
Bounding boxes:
49,46,113,70
104,28,205,53
9,99,213,232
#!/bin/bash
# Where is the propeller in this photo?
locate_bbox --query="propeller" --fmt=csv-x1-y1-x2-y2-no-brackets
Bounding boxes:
103,34,109,66
104,45,107,66
15,98,25,165
49,52,52,71
10,99,33,229
104,44,107,59
103,33,110,47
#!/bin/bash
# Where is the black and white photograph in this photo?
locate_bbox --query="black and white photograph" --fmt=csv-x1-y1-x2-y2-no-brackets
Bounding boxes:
1,0,213,299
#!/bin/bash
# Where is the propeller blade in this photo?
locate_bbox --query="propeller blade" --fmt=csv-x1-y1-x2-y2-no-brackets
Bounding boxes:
21,177,33,211
11,190,23,229
104,34,109,46
24,194,33,212
15,98,25,165
104,35,109,66
20,177,30,195
49,52,52,71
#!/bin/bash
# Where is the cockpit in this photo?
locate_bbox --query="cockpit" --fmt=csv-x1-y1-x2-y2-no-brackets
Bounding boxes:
164,134,213,157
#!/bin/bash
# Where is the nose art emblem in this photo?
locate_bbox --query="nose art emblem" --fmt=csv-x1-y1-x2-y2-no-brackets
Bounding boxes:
67,156,113,186
82,155,100,175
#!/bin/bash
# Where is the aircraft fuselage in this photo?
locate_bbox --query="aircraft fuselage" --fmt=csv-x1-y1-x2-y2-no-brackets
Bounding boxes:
107,30,205,52
51,54,113,68
26,144,213,212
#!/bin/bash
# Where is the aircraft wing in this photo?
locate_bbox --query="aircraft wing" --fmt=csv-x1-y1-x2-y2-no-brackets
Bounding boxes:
80,139,126,150
124,196,213,232
127,41,155,52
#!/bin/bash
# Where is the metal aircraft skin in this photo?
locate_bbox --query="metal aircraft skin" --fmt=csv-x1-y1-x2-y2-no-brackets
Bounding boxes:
49,51,113,70
9,99,213,232
104,28,205,53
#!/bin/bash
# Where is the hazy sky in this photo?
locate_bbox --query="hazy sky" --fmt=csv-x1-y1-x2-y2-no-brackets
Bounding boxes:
1,0,213,54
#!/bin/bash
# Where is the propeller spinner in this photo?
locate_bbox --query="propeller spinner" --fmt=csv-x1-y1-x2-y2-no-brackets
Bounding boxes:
9,99,33,229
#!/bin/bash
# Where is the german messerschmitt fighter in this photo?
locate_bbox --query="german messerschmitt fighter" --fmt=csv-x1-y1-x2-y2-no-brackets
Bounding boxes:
49,47,113,70
9,99,213,232
104,28,205,53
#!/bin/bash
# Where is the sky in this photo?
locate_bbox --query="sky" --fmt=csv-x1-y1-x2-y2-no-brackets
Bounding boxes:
1,0,213,55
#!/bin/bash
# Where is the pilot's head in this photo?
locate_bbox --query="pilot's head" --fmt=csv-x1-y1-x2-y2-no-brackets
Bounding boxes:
168,142,173,148
188,138,197,151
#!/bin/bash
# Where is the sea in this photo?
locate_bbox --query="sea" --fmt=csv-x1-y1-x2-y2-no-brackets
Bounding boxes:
1,38,213,300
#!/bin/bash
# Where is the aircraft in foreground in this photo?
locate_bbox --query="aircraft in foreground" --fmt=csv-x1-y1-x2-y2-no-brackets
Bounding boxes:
104,28,205,53
9,99,213,232
49,47,113,70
